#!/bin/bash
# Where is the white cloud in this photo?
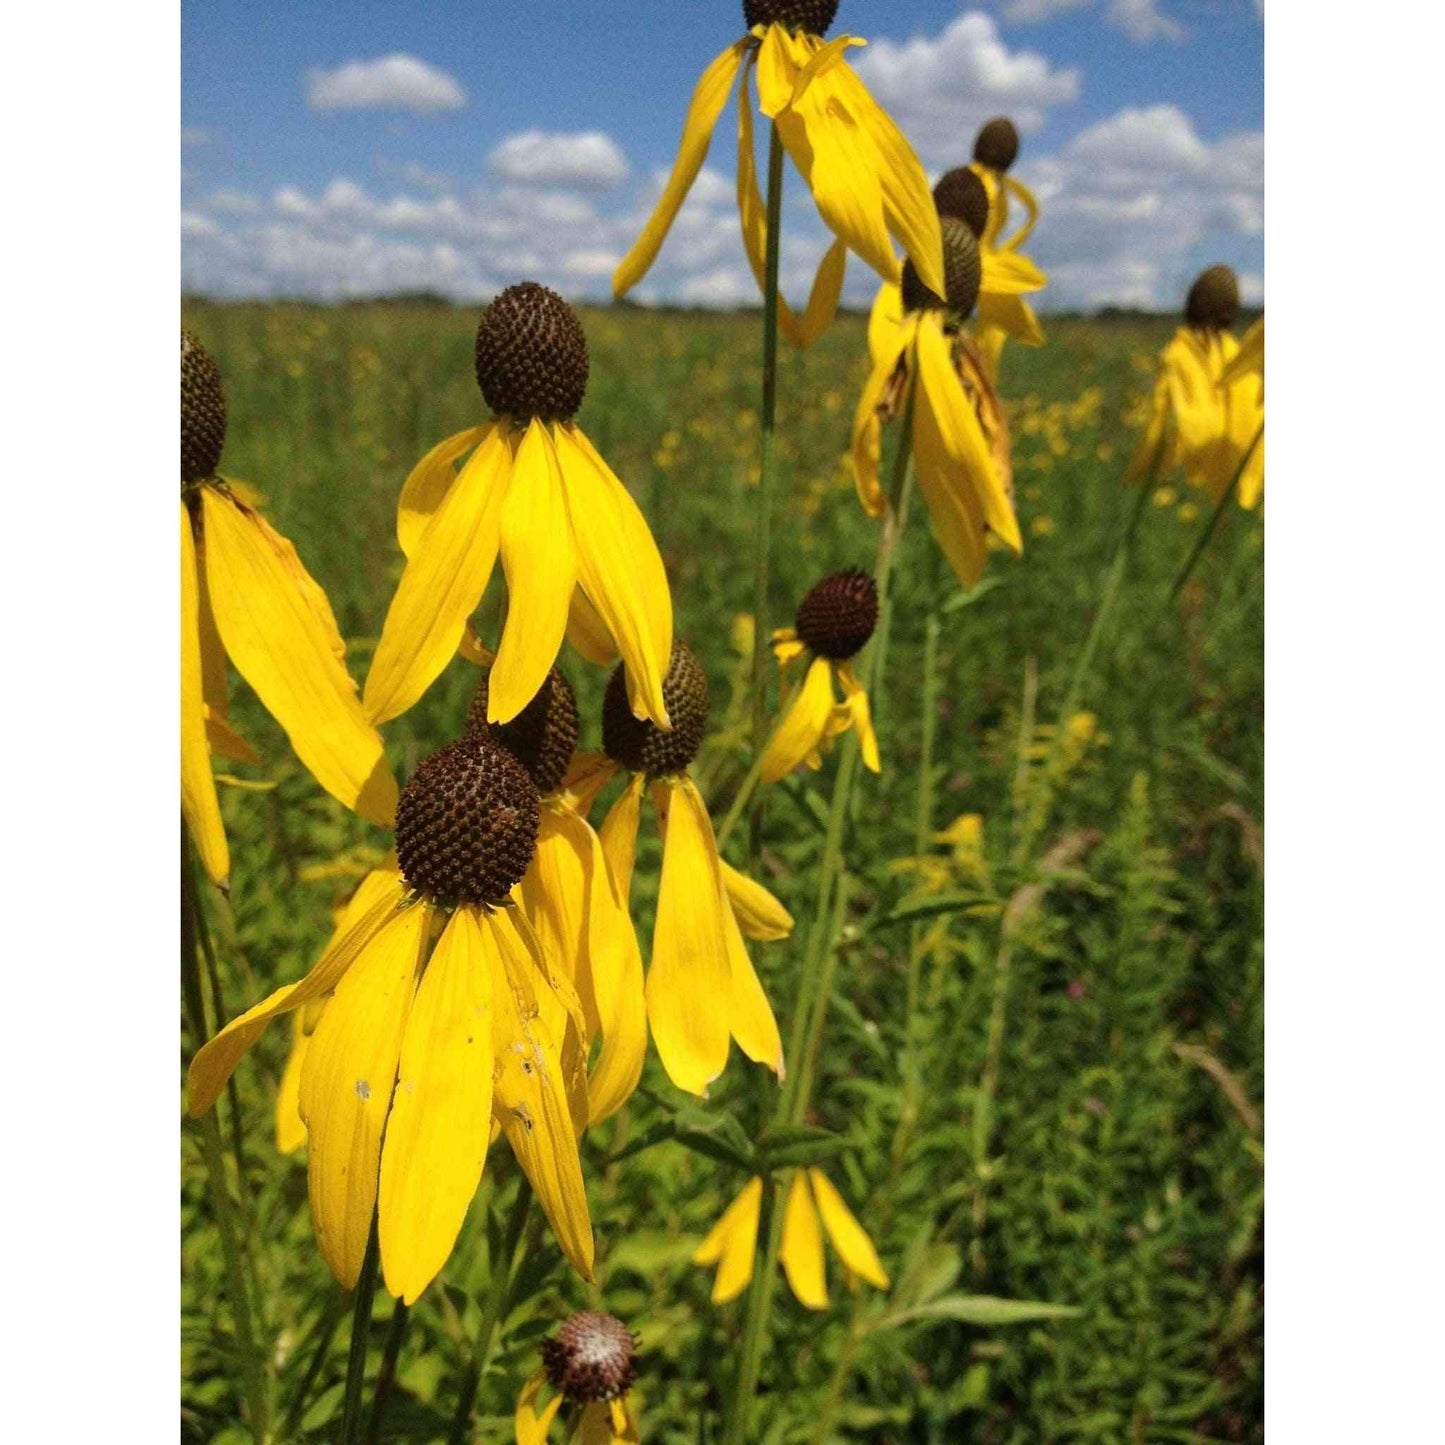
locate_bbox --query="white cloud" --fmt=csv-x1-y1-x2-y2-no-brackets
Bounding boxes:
306,55,466,115
489,130,629,188
1000,0,1184,43
853,11,1080,167
181,128,211,147
1000,0,1090,20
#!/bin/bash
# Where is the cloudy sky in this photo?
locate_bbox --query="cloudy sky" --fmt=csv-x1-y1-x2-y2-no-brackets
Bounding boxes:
181,0,1262,312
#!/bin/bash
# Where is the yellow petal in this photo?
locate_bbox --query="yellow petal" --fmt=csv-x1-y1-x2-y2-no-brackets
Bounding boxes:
779,1171,829,1309
762,656,837,783
836,665,880,773
301,899,431,1289
723,889,783,1077
1222,317,1265,385
515,1370,565,1445
378,907,495,1304
980,247,1046,297
646,777,733,1096
566,587,620,667
613,41,749,297
397,426,489,560
720,860,794,941
867,280,905,366
694,1176,763,1304
553,426,672,728
274,1015,310,1156
851,319,914,518
1001,175,1040,251
563,752,623,821
795,238,848,348
194,526,259,767
365,426,510,725
489,908,595,1281
599,772,645,904
182,504,228,886
808,1169,889,1289
200,487,398,827
187,873,408,1116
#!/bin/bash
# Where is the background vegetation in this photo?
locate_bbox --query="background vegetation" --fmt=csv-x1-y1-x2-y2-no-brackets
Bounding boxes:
181,300,1263,1444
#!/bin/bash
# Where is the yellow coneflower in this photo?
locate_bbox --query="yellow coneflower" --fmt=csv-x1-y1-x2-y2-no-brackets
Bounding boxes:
571,640,791,1097
613,0,944,348
1222,315,1265,391
693,1170,889,1309
762,569,880,782
853,220,1023,588
363,283,673,731
188,730,594,1305
181,330,396,888
516,1312,642,1445
1126,266,1265,508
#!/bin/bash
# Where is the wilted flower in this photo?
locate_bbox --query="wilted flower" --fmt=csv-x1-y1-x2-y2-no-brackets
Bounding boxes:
516,1312,641,1444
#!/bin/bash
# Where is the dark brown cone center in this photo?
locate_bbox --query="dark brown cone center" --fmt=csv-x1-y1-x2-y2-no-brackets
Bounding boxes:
181,329,227,483
541,1312,638,1404
795,568,879,661
602,640,709,777
474,282,589,421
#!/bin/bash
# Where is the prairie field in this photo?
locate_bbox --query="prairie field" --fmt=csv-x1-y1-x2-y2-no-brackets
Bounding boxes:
181,300,1264,1444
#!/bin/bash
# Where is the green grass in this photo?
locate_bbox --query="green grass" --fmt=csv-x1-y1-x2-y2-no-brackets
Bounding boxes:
181,300,1263,1444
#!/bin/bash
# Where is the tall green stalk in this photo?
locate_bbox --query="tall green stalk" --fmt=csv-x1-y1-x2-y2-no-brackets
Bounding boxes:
339,1219,382,1445
1169,423,1264,600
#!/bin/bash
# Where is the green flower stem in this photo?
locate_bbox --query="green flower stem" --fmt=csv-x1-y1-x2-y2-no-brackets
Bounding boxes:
746,123,788,856
968,928,1019,1278
364,1298,410,1445
905,607,942,1095
182,823,271,1445
725,385,917,1445
1168,423,1265,601
716,733,772,855
278,1292,348,1442
340,1217,382,1445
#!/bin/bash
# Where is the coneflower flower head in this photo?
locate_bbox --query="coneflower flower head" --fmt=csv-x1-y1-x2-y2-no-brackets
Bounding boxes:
394,733,540,908
475,282,590,422
469,668,581,797
901,216,983,319
181,329,228,483
795,568,879,661
1184,264,1240,332
973,116,1020,172
932,165,991,240
541,1312,640,1404
603,640,710,777
743,0,838,32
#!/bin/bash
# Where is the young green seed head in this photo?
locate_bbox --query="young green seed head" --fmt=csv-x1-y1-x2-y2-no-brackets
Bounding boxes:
181,329,227,483
973,117,1020,173
474,282,590,421
394,733,540,908
467,667,580,798
932,166,991,240
1184,265,1240,331
541,1312,639,1404
795,568,879,661
900,217,983,320
743,0,839,35
602,640,710,778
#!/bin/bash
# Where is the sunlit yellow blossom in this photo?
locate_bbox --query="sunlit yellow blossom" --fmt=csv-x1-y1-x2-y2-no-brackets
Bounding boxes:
364,284,673,731
763,569,880,782
576,641,790,1097
613,0,944,347
693,1170,889,1308
181,330,396,888
516,1312,641,1445
853,225,1023,588
188,731,594,1305
1126,267,1265,508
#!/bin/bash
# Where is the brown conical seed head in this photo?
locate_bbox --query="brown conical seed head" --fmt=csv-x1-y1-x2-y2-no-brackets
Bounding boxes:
541,1312,639,1404
933,166,991,239
467,668,580,797
795,568,879,661
973,117,1020,173
602,640,710,777
900,218,983,319
1184,265,1240,331
181,329,227,483
474,282,589,421
394,733,540,908
743,0,839,34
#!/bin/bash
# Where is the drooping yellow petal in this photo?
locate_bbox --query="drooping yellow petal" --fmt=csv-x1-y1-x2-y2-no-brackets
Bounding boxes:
850,318,916,519
976,289,1045,351
563,752,623,821
646,777,733,1096
200,487,398,827
779,1171,829,1309
489,421,577,723
1222,316,1265,387
808,1169,889,1290
722,888,784,1078
187,872,407,1116
720,859,794,941
378,906,495,1304
515,1370,565,1445
867,280,905,366
912,361,986,588
761,656,837,783
836,664,880,774
301,899,431,1289
195,526,260,767
182,503,229,887
397,426,489,560
489,908,595,1281
364,426,511,726
693,1176,763,1305
566,588,620,667
981,248,1046,296
275,1016,310,1156
598,771,646,903
613,41,749,297
580,1397,640,1445
1001,175,1040,251
553,426,672,728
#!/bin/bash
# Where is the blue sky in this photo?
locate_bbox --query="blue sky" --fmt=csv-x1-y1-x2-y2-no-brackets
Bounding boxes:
182,0,1263,311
